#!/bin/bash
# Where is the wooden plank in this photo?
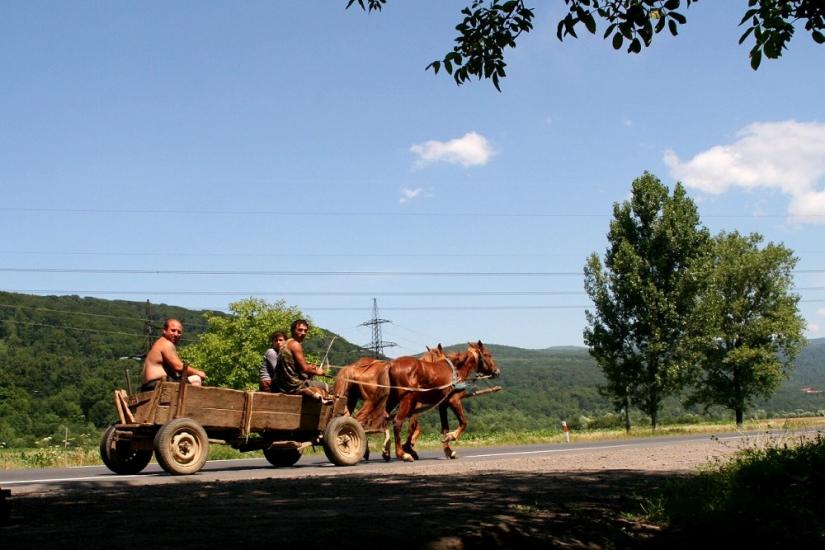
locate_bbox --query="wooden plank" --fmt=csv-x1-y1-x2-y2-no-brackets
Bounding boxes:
113,390,126,425
117,390,137,423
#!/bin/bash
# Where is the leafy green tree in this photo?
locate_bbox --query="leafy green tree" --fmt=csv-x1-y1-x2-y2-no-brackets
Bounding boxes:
179,298,312,389
584,172,710,430
348,0,825,89
688,231,806,426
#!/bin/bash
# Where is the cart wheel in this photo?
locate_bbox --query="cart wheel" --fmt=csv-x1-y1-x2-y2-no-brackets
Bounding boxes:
99,424,153,475
153,418,209,475
322,416,367,466
263,447,302,467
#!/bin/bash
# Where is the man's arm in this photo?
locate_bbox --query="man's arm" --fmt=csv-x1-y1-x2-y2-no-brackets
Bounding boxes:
161,343,207,380
288,340,323,377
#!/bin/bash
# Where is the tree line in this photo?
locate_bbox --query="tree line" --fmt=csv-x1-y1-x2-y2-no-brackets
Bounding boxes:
584,172,806,430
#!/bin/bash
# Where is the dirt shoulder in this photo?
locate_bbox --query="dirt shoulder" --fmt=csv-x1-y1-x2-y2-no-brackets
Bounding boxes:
0,438,742,549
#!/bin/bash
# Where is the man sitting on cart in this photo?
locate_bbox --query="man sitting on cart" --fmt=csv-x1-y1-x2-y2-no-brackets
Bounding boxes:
273,319,331,402
141,319,207,392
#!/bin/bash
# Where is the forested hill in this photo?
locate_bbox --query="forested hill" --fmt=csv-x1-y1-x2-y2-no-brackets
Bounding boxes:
0,291,370,446
1,291,824,446
465,340,825,430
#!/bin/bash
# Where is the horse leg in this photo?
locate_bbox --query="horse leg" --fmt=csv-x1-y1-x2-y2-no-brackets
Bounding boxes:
381,425,392,462
393,398,416,462
437,402,456,459
441,394,468,459
402,416,421,460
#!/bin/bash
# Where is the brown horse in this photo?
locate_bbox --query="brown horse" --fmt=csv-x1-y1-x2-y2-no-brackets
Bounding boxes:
333,341,500,462
387,341,500,461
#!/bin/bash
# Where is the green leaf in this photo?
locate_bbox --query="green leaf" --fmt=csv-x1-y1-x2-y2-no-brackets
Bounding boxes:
664,0,680,9
629,38,642,54
813,30,825,44
612,32,623,50
428,60,441,75
583,12,596,34
604,22,617,39
739,26,755,45
750,48,762,70
670,12,686,25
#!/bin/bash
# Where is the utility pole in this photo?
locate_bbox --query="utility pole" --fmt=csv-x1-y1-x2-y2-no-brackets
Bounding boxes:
143,299,154,355
360,298,396,358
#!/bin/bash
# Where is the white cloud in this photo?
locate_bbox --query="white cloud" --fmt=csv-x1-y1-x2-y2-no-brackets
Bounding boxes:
622,116,633,127
816,308,825,317
410,131,494,168
664,121,825,223
807,322,821,335
399,187,429,204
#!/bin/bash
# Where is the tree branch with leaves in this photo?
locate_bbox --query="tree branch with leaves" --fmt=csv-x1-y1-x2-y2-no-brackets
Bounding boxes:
347,0,824,89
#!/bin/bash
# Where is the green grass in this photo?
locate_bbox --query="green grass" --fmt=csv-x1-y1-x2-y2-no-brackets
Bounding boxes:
643,431,825,545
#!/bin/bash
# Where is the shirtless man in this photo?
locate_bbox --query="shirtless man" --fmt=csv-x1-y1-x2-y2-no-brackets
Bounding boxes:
273,319,330,401
141,319,206,392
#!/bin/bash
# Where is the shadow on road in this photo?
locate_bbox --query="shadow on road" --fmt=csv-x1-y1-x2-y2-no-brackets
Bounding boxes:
2,470,692,549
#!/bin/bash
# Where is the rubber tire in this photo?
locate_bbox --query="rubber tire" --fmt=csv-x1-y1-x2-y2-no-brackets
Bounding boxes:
322,416,367,466
263,447,302,467
99,424,153,475
153,418,209,475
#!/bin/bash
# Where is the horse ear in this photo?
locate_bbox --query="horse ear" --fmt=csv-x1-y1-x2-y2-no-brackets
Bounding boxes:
437,343,444,352
477,340,483,348
426,346,433,352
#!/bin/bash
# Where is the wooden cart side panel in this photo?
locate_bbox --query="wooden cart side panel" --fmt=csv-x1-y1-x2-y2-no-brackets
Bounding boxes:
123,383,346,433
249,393,324,431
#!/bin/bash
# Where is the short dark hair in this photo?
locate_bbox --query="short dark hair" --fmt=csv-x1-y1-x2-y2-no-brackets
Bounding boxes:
290,319,309,334
269,330,286,342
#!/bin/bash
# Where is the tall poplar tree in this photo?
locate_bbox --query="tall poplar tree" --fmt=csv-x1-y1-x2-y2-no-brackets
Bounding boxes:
584,172,709,430
688,231,805,426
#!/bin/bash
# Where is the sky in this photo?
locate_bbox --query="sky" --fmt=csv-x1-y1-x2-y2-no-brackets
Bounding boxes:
2,1,824,357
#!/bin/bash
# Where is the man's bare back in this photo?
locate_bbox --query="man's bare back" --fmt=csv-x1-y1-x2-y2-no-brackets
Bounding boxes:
141,319,206,391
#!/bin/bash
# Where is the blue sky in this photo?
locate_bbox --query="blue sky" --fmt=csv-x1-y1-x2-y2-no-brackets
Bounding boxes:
2,1,824,356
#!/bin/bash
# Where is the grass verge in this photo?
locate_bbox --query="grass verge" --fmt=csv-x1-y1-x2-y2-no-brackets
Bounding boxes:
642,431,825,546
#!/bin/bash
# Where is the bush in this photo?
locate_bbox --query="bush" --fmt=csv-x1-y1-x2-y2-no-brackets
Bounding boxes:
649,433,825,545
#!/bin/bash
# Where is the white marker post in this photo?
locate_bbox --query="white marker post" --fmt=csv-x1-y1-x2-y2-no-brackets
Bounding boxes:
561,420,570,443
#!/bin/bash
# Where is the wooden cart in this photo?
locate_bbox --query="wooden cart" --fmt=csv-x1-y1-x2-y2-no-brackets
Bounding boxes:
100,381,367,475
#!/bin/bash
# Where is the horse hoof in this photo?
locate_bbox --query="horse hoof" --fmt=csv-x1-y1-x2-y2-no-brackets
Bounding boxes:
382,452,391,462
364,448,370,461
402,453,414,462
449,451,457,460
402,444,419,461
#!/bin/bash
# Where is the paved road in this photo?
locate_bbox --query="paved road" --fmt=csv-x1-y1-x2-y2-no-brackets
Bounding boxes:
0,430,764,494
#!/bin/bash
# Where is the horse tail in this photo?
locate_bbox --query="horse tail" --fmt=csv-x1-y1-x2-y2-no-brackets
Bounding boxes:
353,363,391,432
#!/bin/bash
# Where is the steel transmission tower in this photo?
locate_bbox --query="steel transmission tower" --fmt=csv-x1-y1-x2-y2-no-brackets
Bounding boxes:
360,298,396,357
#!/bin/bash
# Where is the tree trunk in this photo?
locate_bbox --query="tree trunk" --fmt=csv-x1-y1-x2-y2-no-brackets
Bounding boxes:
623,394,631,433
735,407,743,427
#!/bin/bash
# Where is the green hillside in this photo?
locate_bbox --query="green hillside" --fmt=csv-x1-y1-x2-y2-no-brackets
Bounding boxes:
1,291,823,447
0,291,370,447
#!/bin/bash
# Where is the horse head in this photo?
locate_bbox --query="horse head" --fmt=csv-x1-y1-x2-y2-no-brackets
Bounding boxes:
467,340,500,378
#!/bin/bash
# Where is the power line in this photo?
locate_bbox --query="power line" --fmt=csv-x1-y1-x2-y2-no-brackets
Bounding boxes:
0,319,200,342
5,267,825,276
2,206,824,219
0,303,148,323
0,267,585,276
1,289,589,297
